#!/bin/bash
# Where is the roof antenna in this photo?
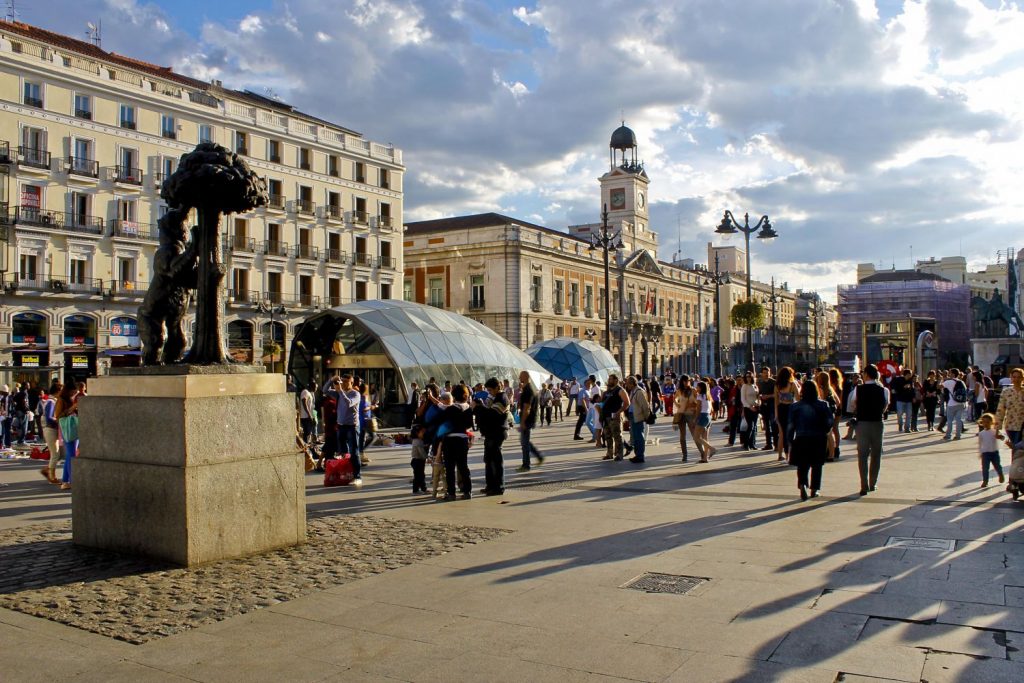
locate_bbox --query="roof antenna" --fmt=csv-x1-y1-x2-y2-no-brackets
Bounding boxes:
6,0,18,22
86,20,102,48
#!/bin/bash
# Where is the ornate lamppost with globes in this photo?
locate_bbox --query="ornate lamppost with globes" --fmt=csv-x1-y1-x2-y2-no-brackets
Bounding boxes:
715,210,778,372
587,204,623,354
257,299,288,373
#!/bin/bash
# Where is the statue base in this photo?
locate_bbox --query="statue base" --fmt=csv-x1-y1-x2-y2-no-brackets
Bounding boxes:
970,336,1024,372
73,372,305,567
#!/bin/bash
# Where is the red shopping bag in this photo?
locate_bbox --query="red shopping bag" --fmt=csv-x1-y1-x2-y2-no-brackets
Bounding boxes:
323,453,355,487
30,446,51,460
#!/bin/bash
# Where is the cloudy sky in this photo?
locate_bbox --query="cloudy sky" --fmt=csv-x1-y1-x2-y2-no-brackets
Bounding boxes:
25,0,1024,299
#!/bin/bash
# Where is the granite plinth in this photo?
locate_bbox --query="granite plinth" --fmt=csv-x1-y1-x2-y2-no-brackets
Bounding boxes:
72,372,305,567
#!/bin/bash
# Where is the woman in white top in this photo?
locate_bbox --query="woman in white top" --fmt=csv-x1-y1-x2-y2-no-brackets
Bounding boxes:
693,381,717,462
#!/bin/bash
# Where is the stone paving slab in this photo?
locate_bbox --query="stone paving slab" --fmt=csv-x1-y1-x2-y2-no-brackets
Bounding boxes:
919,650,1024,683
937,599,1024,632
859,615,1007,658
810,588,943,622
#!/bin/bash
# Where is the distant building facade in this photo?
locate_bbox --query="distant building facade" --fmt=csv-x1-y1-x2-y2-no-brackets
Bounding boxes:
838,268,971,365
0,20,403,383
403,124,824,377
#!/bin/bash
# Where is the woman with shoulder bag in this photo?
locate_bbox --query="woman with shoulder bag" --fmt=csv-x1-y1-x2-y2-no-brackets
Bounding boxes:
815,372,840,461
787,380,834,500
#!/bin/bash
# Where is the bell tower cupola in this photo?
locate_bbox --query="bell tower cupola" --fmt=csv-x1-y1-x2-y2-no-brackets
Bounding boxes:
599,121,656,255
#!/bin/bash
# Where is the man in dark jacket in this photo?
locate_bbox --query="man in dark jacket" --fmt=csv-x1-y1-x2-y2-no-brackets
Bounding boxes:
474,377,509,495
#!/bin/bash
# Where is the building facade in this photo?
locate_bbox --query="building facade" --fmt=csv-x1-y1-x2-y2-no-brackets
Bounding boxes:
0,20,403,384
837,269,971,366
403,124,821,378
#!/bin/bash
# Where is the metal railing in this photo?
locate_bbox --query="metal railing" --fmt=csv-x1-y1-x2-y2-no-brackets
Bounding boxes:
114,165,143,185
24,96,43,109
0,141,9,163
353,252,374,267
189,91,220,108
74,108,92,120
377,255,396,269
351,210,369,225
324,248,348,264
110,219,156,240
269,154,281,163
569,305,580,316
227,289,260,305
377,215,393,229
325,205,343,220
67,156,99,178
108,280,148,296
162,130,177,140
120,119,136,130
235,145,248,156
295,199,315,215
262,240,290,257
469,300,486,311
18,146,50,169
584,306,594,318
553,301,564,314
15,207,103,234
18,274,105,295
531,301,542,313
266,194,285,210
292,244,319,260
227,235,257,253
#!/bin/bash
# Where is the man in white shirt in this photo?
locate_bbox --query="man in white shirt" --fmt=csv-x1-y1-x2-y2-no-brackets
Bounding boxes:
942,368,968,440
298,381,316,445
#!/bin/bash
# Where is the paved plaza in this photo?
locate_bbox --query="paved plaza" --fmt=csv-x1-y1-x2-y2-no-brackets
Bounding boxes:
1,417,1022,682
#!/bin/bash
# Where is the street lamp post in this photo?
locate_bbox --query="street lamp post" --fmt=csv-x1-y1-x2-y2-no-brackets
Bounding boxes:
695,262,729,377
588,204,622,354
257,300,288,373
808,295,824,368
762,276,783,371
715,210,777,372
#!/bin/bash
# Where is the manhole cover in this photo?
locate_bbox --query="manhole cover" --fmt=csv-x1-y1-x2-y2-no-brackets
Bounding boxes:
621,572,709,595
506,480,580,493
885,536,956,551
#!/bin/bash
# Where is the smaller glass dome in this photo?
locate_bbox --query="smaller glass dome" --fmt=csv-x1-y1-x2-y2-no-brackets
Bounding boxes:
526,337,621,385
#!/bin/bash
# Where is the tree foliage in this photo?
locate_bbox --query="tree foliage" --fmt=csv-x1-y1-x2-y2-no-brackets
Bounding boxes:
730,300,766,330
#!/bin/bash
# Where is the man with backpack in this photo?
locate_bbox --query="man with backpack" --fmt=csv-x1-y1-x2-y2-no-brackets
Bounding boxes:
942,368,969,440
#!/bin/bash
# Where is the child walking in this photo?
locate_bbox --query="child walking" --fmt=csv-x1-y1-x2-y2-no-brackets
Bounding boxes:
977,413,1005,488
410,424,428,494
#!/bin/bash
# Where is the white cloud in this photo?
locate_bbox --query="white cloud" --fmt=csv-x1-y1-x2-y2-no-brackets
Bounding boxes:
34,0,1024,293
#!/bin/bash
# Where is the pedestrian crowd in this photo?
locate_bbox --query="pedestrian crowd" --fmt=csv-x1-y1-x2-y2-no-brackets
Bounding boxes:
0,379,85,491
294,362,1024,504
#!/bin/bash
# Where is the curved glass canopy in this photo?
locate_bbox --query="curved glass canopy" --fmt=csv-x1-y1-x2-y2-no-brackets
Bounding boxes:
526,337,621,386
289,300,552,410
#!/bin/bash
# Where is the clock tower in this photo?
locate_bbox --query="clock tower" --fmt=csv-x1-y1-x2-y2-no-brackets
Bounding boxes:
599,122,657,254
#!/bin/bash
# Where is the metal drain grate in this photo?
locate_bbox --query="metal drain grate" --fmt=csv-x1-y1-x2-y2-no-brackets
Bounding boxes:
506,480,581,493
621,572,709,595
884,536,956,551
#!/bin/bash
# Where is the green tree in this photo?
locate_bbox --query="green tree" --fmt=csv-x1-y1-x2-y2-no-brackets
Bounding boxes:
730,300,766,330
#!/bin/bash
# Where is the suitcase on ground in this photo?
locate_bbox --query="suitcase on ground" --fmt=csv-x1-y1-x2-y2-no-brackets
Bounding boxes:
324,453,355,486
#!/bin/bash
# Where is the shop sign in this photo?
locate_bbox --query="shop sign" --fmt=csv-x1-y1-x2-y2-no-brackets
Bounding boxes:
20,354,40,368
71,354,90,369
110,316,141,348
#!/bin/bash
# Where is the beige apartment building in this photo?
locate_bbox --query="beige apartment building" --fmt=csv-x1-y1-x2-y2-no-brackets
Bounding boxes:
0,20,403,384
403,124,817,377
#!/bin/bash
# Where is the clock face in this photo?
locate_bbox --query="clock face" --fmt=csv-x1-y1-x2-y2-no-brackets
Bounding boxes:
637,192,645,209
609,188,626,210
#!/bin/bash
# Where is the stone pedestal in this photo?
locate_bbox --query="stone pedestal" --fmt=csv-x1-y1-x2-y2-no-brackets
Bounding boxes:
970,337,1022,372
72,371,305,567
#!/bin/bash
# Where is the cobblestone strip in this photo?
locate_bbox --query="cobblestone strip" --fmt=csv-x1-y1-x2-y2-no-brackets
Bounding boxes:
0,516,509,644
